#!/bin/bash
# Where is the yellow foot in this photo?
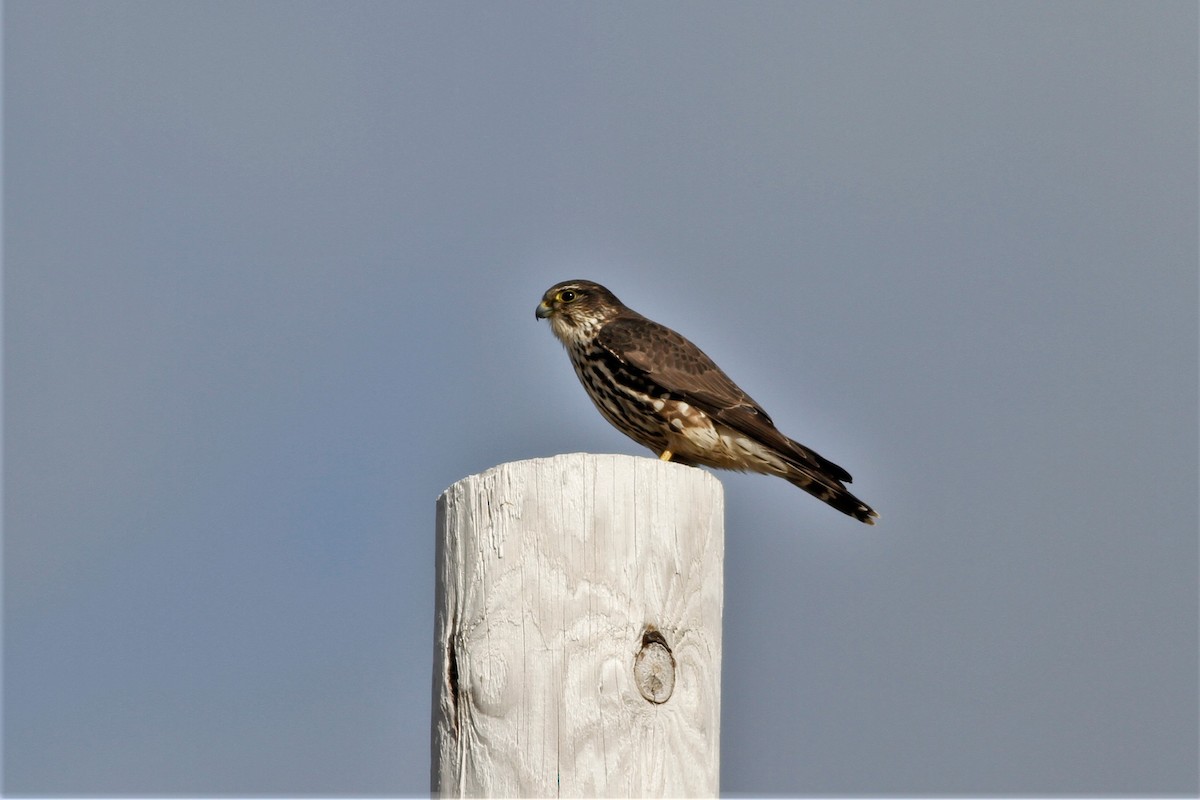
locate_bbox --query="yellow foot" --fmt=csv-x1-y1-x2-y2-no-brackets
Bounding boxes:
659,449,674,462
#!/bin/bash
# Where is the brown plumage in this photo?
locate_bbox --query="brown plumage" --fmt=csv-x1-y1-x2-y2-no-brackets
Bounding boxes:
535,279,879,524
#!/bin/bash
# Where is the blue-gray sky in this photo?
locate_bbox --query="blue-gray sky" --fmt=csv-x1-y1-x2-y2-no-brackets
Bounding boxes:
4,1,1197,795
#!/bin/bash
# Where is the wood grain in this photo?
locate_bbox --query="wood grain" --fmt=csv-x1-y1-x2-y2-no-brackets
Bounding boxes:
432,453,724,797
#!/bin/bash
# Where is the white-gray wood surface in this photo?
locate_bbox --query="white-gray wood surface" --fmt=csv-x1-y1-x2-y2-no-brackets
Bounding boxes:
432,453,724,797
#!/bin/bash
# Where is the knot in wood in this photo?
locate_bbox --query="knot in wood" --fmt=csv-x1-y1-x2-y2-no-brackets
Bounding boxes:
633,628,675,704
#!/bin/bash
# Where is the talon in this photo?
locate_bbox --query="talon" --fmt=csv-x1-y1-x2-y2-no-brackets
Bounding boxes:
659,449,674,462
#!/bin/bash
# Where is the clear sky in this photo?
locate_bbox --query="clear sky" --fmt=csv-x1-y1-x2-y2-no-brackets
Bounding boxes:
4,1,1197,795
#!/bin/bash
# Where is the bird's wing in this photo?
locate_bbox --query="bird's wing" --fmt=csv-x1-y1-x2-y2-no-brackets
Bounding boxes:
597,316,853,483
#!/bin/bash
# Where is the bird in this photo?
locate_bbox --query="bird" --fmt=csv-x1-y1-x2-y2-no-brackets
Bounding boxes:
535,279,878,524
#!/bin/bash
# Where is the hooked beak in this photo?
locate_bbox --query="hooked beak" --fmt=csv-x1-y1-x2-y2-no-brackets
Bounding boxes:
535,300,553,320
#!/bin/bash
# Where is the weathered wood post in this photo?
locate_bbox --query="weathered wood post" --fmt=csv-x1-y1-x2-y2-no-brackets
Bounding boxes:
432,453,724,797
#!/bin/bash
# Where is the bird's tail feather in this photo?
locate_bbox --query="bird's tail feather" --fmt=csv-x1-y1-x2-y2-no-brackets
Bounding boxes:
785,469,879,525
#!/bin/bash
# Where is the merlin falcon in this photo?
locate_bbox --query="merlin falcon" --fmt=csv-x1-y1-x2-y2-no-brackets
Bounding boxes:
536,280,878,524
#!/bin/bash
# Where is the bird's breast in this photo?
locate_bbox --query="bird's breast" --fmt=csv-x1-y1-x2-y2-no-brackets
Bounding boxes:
565,344,772,469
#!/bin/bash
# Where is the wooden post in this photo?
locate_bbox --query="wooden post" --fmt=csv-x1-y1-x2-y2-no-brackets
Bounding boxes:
432,453,725,798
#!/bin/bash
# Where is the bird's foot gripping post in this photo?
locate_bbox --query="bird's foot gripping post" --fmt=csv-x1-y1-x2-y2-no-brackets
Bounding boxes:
658,449,674,462
432,453,725,798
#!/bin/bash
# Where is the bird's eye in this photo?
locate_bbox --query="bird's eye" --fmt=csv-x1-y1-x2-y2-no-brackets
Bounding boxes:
558,289,577,303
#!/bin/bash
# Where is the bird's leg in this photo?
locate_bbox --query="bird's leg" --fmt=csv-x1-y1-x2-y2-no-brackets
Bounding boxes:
659,449,674,462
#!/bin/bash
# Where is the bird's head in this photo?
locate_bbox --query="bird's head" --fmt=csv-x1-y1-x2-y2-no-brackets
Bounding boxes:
536,280,625,344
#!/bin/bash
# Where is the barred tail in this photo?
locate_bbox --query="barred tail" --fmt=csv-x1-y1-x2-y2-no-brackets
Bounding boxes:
785,468,879,525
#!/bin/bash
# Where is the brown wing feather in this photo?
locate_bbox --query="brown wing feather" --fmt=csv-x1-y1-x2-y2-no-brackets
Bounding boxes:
596,315,853,483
